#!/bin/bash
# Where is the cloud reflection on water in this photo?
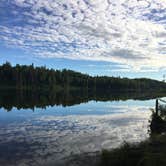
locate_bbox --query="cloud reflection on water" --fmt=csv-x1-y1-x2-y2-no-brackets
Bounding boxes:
0,104,151,166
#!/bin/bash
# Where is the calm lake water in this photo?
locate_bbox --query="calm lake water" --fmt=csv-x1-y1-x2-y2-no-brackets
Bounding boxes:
0,90,165,166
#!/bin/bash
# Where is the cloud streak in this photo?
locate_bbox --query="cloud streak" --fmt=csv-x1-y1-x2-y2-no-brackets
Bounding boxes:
0,0,165,71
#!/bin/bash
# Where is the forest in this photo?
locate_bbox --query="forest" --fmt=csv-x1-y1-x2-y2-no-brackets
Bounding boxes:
0,62,166,91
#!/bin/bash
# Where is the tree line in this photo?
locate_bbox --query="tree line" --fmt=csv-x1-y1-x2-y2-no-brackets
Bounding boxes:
0,62,166,91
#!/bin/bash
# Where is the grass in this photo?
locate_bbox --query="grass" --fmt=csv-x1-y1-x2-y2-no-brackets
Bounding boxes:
99,109,166,166
100,135,166,166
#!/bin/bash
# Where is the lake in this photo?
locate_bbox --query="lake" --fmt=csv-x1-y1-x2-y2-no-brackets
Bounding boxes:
0,90,165,166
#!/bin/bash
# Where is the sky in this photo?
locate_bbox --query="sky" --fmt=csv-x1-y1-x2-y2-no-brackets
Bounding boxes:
0,0,165,80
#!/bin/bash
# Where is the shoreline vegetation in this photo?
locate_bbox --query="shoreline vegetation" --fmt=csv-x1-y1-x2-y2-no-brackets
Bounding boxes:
0,62,166,111
0,62,166,92
99,108,166,166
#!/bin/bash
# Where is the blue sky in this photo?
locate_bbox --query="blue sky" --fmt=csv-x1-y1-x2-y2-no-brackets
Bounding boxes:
0,0,165,80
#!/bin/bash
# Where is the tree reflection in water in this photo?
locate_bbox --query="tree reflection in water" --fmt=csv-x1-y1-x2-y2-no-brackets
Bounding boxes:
0,89,165,111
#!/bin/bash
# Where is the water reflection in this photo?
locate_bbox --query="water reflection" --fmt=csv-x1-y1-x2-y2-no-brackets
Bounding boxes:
0,110,150,166
0,89,165,111
0,89,165,166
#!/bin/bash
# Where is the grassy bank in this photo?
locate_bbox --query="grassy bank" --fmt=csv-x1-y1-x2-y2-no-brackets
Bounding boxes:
99,109,166,166
100,135,166,166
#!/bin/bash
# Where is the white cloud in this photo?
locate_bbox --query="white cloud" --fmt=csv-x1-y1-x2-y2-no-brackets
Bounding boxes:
0,0,165,71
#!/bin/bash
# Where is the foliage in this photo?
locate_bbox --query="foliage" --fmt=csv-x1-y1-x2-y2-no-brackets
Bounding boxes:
100,111,166,166
0,62,166,91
